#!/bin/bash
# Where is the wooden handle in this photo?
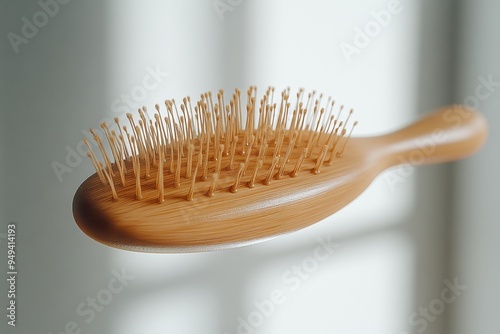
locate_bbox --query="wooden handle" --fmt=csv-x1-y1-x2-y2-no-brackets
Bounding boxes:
376,106,488,168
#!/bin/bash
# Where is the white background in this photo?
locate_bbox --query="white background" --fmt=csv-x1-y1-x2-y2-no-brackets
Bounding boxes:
1,1,498,333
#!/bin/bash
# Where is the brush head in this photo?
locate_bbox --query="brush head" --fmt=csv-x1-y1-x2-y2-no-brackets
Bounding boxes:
73,87,361,252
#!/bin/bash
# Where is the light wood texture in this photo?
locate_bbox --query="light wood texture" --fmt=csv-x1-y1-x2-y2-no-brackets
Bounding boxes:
73,103,487,253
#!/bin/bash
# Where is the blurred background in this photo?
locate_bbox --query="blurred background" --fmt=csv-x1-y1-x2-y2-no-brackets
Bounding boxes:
0,0,498,333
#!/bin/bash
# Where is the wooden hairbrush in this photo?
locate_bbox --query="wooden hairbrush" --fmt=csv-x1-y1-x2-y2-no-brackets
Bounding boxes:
73,87,487,253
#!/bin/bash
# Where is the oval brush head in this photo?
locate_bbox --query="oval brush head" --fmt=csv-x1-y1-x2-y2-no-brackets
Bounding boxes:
73,87,488,253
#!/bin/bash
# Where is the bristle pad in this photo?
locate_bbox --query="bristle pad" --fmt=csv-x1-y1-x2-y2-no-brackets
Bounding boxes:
83,87,357,202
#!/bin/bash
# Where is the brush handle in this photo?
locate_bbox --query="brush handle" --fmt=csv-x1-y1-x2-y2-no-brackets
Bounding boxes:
376,106,488,168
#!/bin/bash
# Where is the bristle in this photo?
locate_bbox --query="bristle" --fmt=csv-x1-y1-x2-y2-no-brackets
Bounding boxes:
306,107,325,156
164,117,175,173
187,118,195,148
230,163,245,193
225,113,232,156
116,133,128,174
91,130,114,178
296,105,308,144
243,135,255,175
258,139,268,162
277,131,297,179
207,173,219,197
335,105,345,125
318,115,335,147
184,96,196,136
82,87,357,202
214,110,221,157
174,127,182,188
100,124,119,168
111,131,126,171
186,144,194,178
157,149,165,203
149,121,159,163
264,156,280,185
288,108,299,140
138,111,154,161
178,116,186,157
207,92,215,130
312,145,329,174
202,131,210,180
290,148,308,178
247,160,263,188
84,138,106,184
114,118,130,159
126,113,139,145
272,129,285,160
135,125,150,178
227,135,238,170
122,126,133,154
155,118,164,154
109,136,126,186
343,109,354,133
325,120,343,153
325,127,346,166
337,121,358,158
180,104,190,143
154,107,168,157
130,137,143,200
186,165,198,201
101,162,118,201
215,144,224,175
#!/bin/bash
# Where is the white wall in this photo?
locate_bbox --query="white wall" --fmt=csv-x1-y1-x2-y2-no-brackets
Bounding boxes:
451,0,500,332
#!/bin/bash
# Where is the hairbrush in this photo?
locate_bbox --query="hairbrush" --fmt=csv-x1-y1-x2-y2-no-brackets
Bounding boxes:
73,87,487,253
